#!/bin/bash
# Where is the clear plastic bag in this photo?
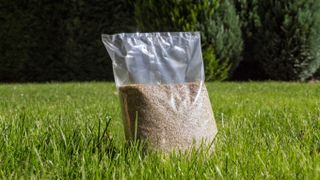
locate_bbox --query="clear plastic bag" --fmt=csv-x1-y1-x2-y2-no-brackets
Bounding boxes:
102,32,217,152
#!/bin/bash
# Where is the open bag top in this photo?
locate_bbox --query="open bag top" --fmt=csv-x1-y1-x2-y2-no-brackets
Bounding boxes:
102,32,204,87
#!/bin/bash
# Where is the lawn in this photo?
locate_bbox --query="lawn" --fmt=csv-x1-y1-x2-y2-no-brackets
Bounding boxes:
0,82,319,179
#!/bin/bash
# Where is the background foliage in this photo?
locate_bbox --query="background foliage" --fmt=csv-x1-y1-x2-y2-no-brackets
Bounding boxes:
0,0,134,82
232,0,267,80
233,0,320,81
0,0,320,82
315,68,320,80
135,0,242,81
254,0,320,81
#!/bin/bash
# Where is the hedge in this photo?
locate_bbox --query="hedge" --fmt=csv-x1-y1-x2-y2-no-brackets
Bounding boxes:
0,0,134,82
233,0,320,81
134,0,242,81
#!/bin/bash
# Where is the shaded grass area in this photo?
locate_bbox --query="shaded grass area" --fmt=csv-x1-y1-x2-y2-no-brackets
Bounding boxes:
0,82,319,179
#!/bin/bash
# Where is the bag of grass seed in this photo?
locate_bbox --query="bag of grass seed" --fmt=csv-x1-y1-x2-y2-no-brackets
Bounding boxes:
102,32,217,152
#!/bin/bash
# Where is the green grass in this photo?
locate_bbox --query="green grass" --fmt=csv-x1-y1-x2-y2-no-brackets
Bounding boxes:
0,82,319,179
